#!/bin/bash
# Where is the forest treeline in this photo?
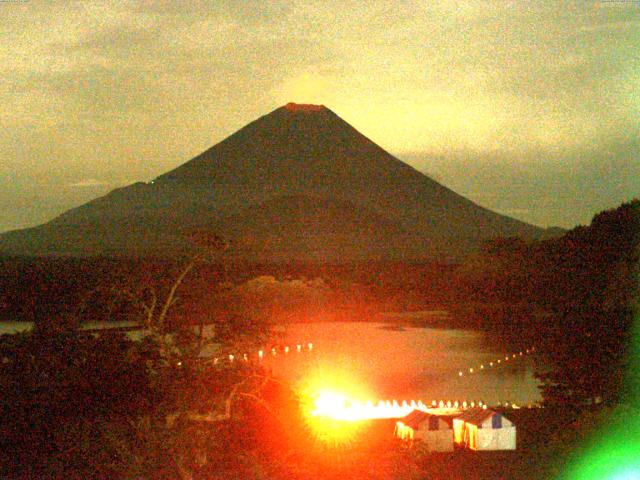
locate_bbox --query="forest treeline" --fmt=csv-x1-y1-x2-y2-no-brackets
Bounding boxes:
0,255,456,326
455,199,639,406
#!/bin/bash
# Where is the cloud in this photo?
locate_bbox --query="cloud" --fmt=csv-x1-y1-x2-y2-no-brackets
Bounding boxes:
578,19,640,34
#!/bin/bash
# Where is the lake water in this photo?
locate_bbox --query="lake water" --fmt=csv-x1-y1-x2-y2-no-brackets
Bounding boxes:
0,320,541,406
270,322,541,406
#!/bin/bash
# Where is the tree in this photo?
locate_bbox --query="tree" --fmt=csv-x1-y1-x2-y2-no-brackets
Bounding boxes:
0,231,282,479
104,232,278,479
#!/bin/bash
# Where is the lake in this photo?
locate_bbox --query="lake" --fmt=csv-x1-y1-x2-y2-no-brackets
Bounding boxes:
0,319,541,406
269,322,541,406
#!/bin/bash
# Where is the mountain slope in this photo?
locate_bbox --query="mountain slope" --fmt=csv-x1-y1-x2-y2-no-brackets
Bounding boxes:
0,103,549,261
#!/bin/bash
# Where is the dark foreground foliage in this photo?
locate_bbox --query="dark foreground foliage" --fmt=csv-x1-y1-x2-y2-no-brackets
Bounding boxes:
0,323,284,479
0,326,154,478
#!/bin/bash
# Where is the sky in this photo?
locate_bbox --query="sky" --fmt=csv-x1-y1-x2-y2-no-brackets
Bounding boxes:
1,0,638,232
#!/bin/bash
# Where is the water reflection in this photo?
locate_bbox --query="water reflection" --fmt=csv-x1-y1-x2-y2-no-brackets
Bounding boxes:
268,322,541,406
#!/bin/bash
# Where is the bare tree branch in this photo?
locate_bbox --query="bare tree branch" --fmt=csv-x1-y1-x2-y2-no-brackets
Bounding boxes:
156,257,199,330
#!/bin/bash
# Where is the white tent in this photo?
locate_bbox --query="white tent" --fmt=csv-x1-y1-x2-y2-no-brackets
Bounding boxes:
453,407,516,451
395,410,454,452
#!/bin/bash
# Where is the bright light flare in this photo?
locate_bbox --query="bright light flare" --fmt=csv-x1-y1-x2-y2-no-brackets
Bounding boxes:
313,391,345,415
312,391,350,420
299,368,372,446
305,389,363,446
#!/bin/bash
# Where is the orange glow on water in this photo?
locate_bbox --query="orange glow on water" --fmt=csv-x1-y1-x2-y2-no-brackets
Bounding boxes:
300,367,478,423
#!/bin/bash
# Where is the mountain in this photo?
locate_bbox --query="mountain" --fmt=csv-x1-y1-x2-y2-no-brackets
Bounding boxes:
0,103,554,261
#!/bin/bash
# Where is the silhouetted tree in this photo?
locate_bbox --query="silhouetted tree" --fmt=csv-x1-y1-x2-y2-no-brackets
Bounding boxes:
533,200,639,406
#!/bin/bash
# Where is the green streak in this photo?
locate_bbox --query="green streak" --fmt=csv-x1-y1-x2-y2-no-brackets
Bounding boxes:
561,261,640,480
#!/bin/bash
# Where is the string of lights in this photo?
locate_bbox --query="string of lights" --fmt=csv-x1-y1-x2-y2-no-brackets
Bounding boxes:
208,342,314,365
457,346,536,378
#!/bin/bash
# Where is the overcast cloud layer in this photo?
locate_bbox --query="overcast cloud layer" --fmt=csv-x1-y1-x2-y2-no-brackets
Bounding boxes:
1,0,638,231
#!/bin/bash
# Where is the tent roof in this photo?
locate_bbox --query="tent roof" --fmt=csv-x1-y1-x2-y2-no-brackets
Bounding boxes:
401,410,452,429
455,407,499,425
